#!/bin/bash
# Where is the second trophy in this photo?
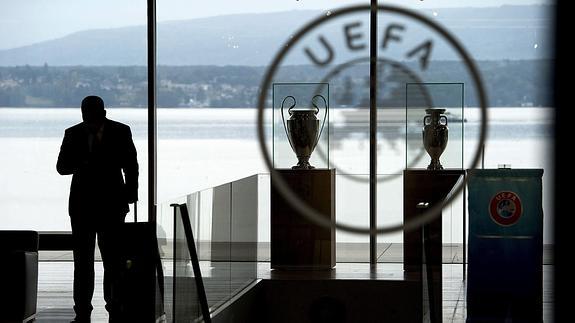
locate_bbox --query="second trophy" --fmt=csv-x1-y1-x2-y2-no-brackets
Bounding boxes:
422,108,449,170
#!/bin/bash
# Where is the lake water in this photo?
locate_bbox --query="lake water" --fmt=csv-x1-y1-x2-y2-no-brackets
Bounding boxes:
0,107,554,243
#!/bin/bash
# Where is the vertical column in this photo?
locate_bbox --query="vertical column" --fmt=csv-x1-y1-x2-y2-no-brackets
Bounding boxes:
554,2,567,320
369,0,378,265
147,0,157,222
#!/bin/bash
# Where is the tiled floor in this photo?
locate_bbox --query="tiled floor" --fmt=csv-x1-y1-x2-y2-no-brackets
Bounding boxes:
35,244,554,322
36,262,554,322
36,261,107,322
39,243,554,265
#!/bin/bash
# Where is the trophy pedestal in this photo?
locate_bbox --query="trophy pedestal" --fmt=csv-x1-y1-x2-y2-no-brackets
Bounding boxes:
271,169,335,270
404,169,464,323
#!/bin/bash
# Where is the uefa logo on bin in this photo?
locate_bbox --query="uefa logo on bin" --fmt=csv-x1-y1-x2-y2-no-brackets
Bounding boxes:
489,191,523,226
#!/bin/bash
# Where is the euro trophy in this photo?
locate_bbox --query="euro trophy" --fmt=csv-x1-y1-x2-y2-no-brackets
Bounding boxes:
281,94,328,169
422,108,449,170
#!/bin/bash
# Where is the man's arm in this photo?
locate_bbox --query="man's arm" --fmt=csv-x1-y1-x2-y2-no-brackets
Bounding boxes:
56,129,79,175
123,126,139,203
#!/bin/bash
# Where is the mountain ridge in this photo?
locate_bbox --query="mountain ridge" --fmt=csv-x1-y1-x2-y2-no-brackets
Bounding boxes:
0,5,554,66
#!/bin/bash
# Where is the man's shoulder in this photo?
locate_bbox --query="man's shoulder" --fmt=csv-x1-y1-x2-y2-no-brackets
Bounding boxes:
105,119,131,131
65,123,84,134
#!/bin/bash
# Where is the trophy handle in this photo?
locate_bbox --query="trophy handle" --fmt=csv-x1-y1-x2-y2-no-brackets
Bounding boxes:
311,94,328,148
440,115,448,125
423,115,431,125
280,95,297,151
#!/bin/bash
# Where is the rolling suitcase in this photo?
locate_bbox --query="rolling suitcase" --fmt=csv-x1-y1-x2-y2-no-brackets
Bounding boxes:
115,203,164,322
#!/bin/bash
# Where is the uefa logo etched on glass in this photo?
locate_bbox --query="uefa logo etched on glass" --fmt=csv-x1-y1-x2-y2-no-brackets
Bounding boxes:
257,5,489,235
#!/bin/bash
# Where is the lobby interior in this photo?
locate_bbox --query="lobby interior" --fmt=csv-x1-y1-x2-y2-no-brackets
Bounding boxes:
0,1,568,322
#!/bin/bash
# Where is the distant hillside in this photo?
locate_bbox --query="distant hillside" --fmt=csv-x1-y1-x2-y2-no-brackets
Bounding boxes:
0,60,553,108
0,5,554,66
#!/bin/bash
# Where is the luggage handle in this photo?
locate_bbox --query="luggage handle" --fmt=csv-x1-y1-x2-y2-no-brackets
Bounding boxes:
134,202,138,222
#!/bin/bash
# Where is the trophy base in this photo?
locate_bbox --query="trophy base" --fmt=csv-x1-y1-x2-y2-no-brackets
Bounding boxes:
427,159,444,170
292,160,315,170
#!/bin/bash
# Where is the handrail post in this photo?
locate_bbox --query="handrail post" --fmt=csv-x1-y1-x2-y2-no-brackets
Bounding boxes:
170,204,178,323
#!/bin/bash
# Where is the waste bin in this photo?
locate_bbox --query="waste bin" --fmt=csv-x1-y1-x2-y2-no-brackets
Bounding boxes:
467,169,543,323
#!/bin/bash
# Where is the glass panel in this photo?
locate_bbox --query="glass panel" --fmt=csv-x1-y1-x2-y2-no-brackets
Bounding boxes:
156,175,261,321
375,7,411,260
257,174,271,262
0,1,148,230
156,0,372,263
230,176,259,294
383,2,554,322
310,5,371,262
377,174,404,263
208,183,232,309
406,83,464,170
156,0,280,201
336,174,370,263
153,1,554,321
156,196,184,320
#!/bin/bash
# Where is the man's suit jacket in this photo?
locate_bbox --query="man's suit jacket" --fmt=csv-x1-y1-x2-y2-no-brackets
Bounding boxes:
57,118,138,220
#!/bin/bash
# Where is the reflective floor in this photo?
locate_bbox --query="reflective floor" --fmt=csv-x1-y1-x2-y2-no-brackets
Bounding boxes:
39,243,555,265
36,260,554,322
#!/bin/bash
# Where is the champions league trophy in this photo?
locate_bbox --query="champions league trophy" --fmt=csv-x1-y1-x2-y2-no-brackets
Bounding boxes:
281,94,327,169
423,108,449,170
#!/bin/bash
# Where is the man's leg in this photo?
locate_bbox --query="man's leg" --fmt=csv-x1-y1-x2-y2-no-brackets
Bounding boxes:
71,219,97,320
97,217,125,320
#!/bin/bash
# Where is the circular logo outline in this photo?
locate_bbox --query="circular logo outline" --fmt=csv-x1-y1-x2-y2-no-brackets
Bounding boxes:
310,57,430,184
489,191,523,226
257,4,489,235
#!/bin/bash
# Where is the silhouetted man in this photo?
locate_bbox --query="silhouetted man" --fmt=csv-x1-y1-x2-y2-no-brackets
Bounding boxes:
57,96,138,323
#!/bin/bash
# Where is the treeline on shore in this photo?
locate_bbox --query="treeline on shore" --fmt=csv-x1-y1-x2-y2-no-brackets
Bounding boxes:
0,60,553,108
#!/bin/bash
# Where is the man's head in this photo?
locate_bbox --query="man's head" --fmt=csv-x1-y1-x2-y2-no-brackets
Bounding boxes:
81,96,106,131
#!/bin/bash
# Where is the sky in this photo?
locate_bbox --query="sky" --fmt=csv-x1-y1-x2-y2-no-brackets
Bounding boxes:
0,0,553,50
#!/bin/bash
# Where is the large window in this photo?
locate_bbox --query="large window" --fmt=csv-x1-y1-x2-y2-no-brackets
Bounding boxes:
154,0,374,261
154,0,554,258
0,1,148,230
0,0,554,251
